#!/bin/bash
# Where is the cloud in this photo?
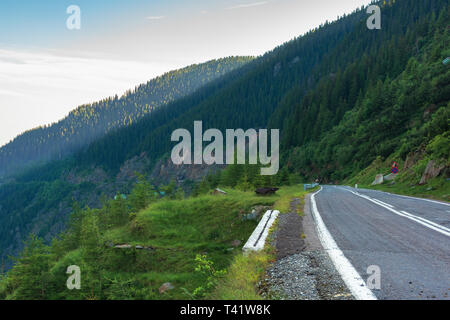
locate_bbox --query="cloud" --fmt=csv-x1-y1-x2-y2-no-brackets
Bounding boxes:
0,55,26,65
0,89,25,97
146,16,166,20
227,1,268,10
0,49,180,147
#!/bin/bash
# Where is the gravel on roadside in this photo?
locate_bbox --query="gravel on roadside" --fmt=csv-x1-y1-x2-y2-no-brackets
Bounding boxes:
260,196,353,300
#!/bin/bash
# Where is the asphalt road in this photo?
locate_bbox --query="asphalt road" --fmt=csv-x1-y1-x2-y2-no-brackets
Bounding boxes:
312,185,450,300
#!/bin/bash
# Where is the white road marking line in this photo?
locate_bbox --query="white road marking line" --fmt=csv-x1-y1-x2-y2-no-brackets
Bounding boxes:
371,198,394,208
310,187,377,300
365,189,450,207
345,189,450,238
392,194,450,207
400,211,450,233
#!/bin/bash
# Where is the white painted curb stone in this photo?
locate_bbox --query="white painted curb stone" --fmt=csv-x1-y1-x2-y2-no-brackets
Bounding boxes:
243,210,279,253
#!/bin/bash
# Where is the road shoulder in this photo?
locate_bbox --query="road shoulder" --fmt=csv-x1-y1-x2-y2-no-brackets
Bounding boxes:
262,194,353,300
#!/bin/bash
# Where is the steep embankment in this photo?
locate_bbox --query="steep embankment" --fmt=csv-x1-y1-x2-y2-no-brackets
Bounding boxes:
0,188,278,300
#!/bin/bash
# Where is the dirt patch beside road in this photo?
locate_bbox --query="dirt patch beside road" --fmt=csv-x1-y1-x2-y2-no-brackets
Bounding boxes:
262,194,353,300
274,198,305,259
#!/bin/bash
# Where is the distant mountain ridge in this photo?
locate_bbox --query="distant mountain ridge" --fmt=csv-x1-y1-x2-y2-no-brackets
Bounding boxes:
0,56,253,178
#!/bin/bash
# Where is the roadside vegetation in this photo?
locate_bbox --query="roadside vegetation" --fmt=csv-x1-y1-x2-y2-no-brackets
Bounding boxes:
346,150,449,202
0,163,310,300
210,249,275,300
1,0,448,300
210,185,311,300
1,0,448,282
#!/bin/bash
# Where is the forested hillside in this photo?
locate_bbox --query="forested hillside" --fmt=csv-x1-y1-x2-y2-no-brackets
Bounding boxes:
75,0,449,176
0,0,448,277
277,1,450,181
0,57,252,178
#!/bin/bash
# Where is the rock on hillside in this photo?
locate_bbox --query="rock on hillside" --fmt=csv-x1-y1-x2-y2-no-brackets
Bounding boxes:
150,155,225,187
419,160,447,185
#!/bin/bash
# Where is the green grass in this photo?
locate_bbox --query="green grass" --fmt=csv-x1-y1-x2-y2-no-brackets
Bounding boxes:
98,188,283,299
356,177,450,202
273,185,309,214
346,156,450,202
1,184,311,300
209,185,310,300
210,249,275,300
101,185,308,299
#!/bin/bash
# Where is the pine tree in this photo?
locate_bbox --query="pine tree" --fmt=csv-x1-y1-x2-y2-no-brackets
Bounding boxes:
236,174,252,191
175,187,185,200
162,179,177,199
129,174,154,212
6,234,51,299
80,209,103,299
109,194,129,227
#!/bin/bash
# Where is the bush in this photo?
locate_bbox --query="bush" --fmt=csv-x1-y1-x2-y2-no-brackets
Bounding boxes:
427,133,450,161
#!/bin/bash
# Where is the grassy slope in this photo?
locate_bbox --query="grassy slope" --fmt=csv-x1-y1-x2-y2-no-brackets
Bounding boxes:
43,186,307,300
346,154,450,202
107,189,276,299
211,186,311,300
99,186,310,300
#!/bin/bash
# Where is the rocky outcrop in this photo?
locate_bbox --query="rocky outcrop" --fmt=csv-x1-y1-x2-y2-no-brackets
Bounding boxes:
150,155,224,187
241,205,271,221
114,244,132,249
65,167,109,185
371,174,384,185
115,152,151,187
159,282,174,294
403,150,424,171
211,188,227,195
419,160,446,185
106,241,154,251
383,173,397,181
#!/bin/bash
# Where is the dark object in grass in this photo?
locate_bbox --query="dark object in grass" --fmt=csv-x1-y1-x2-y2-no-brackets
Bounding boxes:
255,187,279,195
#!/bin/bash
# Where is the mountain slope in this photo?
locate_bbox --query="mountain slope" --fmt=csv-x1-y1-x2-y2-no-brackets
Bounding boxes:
280,2,450,181
0,57,252,178
0,0,449,272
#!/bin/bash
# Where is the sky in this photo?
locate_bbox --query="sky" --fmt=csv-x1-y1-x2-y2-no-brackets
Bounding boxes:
0,0,373,147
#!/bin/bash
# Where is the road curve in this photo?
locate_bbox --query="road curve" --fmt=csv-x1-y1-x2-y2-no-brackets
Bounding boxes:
312,185,450,300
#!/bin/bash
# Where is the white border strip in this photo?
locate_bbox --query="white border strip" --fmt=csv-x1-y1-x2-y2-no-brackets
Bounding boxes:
346,189,450,237
243,210,279,253
371,198,394,208
400,211,450,233
391,193,450,207
311,187,377,300
352,187,450,207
